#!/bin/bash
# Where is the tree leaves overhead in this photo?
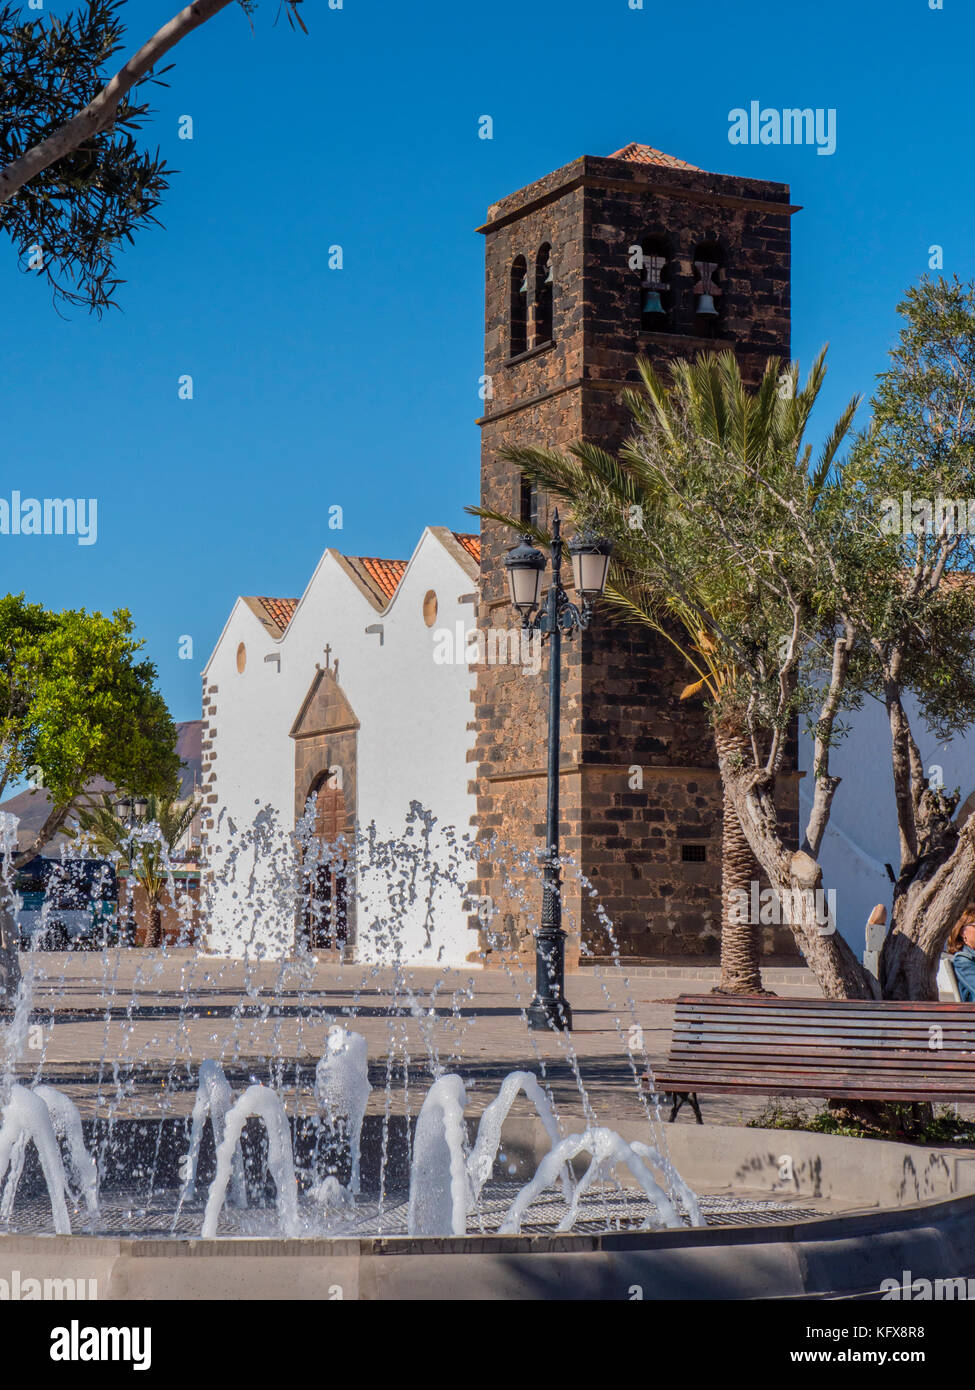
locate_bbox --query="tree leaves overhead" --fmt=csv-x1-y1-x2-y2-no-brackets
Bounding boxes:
1,0,307,314
0,0,174,314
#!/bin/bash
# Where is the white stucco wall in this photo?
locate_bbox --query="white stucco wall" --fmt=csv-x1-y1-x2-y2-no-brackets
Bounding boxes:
800,695,973,957
201,529,478,966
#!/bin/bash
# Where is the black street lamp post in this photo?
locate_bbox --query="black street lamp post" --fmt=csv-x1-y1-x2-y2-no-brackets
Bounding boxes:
504,509,612,1031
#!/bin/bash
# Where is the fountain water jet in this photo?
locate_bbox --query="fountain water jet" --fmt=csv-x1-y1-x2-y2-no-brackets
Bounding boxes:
630,1139,702,1228
202,1085,299,1238
180,1060,244,1205
467,1070,573,1205
0,806,704,1247
314,1027,371,1196
499,1128,693,1235
407,1074,469,1236
32,1086,99,1219
0,1086,72,1235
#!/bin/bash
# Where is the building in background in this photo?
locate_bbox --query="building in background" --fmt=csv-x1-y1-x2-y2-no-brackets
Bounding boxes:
470,142,800,966
200,529,479,964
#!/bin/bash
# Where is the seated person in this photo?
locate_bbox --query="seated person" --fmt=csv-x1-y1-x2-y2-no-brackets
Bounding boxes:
947,908,975,1002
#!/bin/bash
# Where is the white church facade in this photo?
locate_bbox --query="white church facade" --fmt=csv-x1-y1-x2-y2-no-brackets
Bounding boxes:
199,528,481,966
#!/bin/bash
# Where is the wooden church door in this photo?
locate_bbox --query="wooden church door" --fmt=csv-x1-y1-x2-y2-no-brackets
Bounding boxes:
301,776,350,951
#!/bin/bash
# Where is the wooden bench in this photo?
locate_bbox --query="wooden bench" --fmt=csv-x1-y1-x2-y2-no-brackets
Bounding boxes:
653,994,975,1121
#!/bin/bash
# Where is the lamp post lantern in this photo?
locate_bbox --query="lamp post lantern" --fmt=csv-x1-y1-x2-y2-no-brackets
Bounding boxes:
503,509,612,1031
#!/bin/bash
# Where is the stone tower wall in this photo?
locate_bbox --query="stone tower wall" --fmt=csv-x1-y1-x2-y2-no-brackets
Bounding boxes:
470,151,800,965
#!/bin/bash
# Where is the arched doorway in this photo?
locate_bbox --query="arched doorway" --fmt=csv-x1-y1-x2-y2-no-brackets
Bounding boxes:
299,771,351,952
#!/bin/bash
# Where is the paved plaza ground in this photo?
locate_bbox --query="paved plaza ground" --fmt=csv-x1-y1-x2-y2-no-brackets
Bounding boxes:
5,948,833,1128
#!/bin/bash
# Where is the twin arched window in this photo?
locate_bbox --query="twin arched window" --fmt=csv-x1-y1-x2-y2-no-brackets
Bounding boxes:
507,236,726,353
509,244,554,357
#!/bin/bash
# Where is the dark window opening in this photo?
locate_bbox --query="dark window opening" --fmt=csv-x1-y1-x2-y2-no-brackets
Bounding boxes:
534,243,553,345
681,844,707,863
638,236,672,332
509,256,528,357
519,474,539,528
692,240,723,337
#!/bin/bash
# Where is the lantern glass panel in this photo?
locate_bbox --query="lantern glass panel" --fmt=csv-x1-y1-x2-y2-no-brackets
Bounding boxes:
571,547,610,596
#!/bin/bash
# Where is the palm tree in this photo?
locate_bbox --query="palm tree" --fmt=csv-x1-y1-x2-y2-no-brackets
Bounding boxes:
470,349,858,993
68,792,200,947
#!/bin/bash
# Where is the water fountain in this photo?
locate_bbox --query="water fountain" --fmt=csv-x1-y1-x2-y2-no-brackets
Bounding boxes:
0,805,969,1299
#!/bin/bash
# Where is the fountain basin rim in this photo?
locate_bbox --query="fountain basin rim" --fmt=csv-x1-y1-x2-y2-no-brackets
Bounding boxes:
4,1186,975,1255
4,1190,975,1301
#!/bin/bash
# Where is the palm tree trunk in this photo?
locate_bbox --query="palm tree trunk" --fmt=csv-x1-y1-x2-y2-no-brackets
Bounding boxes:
147,902,163,949
714,726,765,994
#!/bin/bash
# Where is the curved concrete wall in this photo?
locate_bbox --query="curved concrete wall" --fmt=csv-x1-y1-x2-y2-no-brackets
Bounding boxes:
2,1193,975,1301
3,1123,975,1300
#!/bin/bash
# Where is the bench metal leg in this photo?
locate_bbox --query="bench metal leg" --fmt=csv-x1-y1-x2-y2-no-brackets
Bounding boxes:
668,1091,703,1124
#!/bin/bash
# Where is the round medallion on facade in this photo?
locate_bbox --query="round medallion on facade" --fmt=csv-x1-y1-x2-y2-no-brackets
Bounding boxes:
236,641,247,673
423,590,438,627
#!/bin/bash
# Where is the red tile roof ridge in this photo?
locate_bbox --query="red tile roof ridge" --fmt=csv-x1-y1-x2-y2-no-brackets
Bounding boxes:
608,142,700,171
352,554,409,601
254,596,299,632
452,532,481,562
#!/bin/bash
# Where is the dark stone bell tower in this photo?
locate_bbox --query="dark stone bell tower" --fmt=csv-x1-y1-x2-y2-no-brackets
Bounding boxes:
469,143,800,965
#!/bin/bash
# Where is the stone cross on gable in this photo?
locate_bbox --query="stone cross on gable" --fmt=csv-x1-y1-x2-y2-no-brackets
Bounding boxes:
323,643,332,667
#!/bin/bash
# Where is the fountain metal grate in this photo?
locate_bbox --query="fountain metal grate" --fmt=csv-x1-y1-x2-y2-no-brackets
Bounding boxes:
0,1186,825,1239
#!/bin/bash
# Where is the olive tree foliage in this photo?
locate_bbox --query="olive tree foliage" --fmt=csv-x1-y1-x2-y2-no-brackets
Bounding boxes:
844,277,975,998
0,0,306,313
639,287,975,1002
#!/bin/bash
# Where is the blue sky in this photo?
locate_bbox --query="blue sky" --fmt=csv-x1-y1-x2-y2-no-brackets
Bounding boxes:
3,0,973,725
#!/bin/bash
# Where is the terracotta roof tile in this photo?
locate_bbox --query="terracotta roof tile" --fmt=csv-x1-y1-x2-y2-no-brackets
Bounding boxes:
255,597,299,632
608,143,699,171
453,532,481,562
355,556,408,601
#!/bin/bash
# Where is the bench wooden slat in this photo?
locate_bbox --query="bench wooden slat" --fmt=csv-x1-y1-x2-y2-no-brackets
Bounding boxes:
654,1078,975,1102
656,993,975,1105
672,1010,975,1029
667,1048,975,1068
660,1063,966,1081
656,1073,970,1091
673,994,975,1013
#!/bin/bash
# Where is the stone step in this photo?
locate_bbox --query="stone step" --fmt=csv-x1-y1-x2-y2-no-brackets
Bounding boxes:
581,963,816,984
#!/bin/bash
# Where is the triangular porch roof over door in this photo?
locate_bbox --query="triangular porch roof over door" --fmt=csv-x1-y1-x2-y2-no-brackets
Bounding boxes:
289,665,360,740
